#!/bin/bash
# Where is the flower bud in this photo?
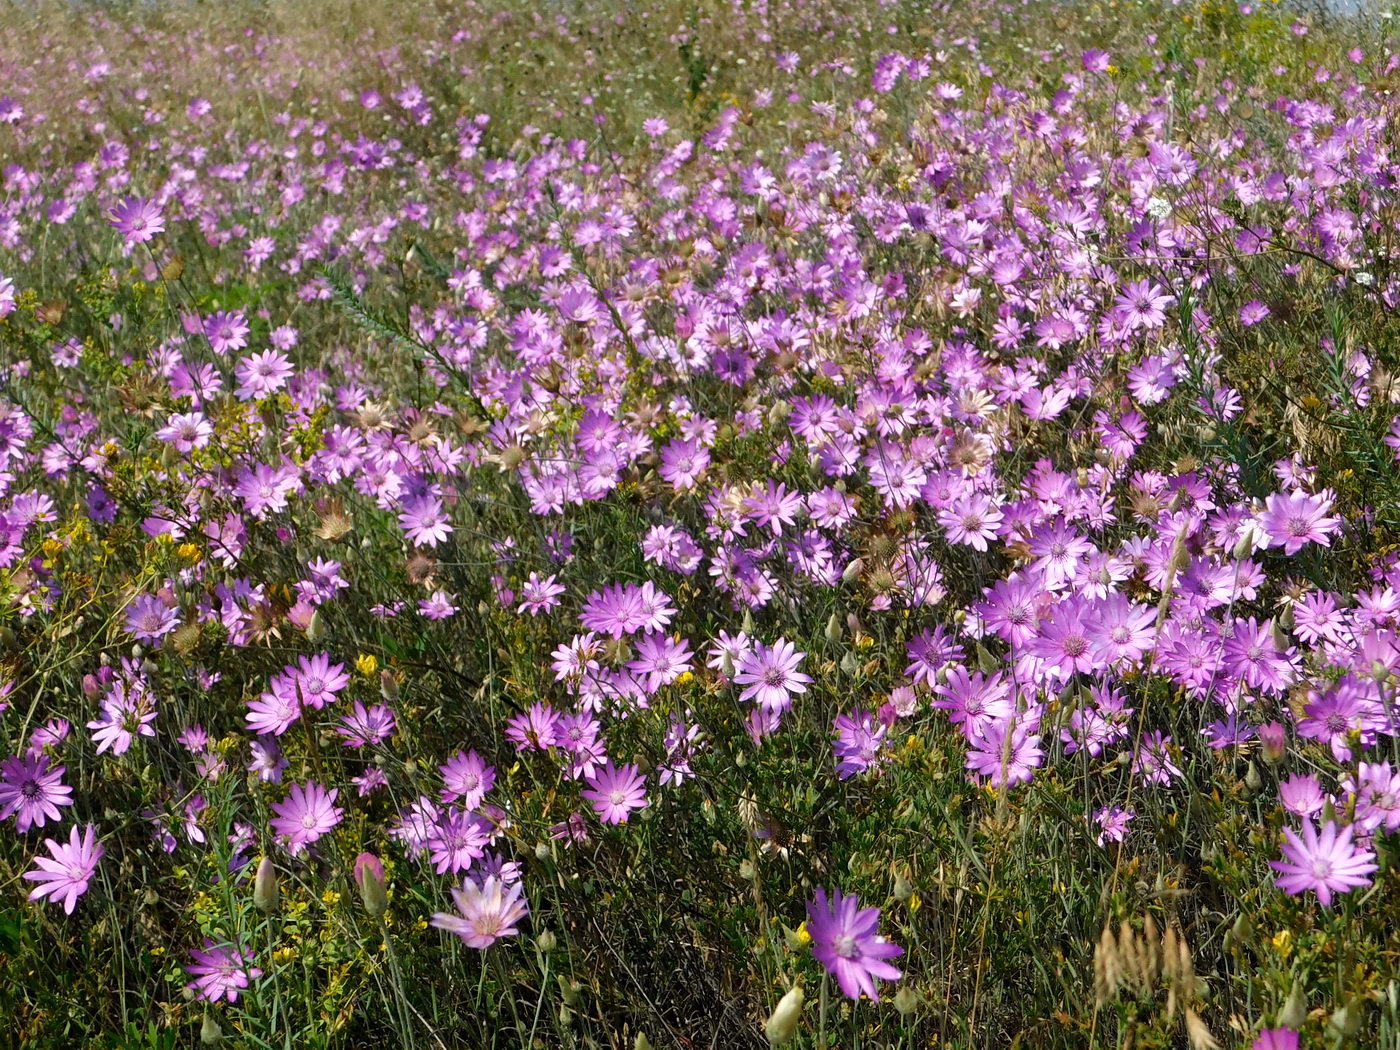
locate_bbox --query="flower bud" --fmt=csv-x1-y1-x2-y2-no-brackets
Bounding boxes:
200,1013,224,1045
824,613,843,643
1329,1000,1363,1039
1243,760,1263,796
634,1034,652,1050
764,986,805,1045
893,986,920,1017
305,608,326,643
379,670,399,703
536,929,557,954
558,975,582,1006
1277,979,1307,1029
253,856,279,913
353,853,388,917
1258,721,1287,763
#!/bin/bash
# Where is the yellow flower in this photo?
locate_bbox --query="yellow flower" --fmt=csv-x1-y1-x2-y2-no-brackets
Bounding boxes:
321,890,342,907
795,922,812,946
1272,929,1293,957
675,670,695,686
177,543,202,562
355,653,378,677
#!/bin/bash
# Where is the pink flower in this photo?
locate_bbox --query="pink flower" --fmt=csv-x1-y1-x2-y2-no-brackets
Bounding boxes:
581,761,648,824
1271,819,1377,907
24,824,103,914
1258,490,1341,555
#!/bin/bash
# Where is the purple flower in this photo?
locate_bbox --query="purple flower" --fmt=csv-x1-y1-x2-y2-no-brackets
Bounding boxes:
1093,806,1134,846
1253,1030,1299,1050
430,875,529,948
185,939,262,1003
439,750,495,809
733,638,812,710
398,494,453,548
1239,300,1270,326
581,761,648,824
124,593,179,642
108,196,165,244
805,887,903,1001
832,710,888,780
24,823,103,913
270,780,343,856
1258,490,1342,555
0,754,73,832
1271,819,1377,907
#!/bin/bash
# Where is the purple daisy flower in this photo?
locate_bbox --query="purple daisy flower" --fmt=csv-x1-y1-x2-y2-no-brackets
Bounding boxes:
430,875,529,948
1270,819,1377,907
108,196,165,244
805,887,904,1001
581,761,648,824
0,754,74,832
269,780,343,856
24,823,103,914
733,638,812,710
185,939,263,1003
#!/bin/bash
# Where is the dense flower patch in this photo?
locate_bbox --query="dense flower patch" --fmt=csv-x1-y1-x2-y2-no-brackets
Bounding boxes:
2,0,1400,1046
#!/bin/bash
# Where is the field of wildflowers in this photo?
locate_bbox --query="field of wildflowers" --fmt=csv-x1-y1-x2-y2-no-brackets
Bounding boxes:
2,0,1400,1046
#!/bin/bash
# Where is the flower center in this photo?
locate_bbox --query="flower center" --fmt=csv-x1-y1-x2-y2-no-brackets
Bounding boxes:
832,933,860,959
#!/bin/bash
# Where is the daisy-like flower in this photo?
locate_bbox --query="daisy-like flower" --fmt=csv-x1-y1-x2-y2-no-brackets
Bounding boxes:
289,652,349,710
108,196,165,245
516,572,566,616
185,940,263,1003
439,750,495,808
0,274,15,318
0,754,74,832
626,633,694,692
24,823,103,914
155,411,213,454
430,875,529,948
124,593,179,642
734,638,812,710
1093,806,1134,846
832,710,888,780
581,761,648,824
398,494,453,548
1270,818,1377,907
805,887,903,1001
269,780,343,856
203,310,250,355
1258,490,1342,555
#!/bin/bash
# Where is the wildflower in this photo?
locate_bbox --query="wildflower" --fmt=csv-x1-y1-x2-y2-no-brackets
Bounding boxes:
832,710,889,779
430,875,529,948
124,593,180,642
108,196,165,244
0,754,74,831
203,310,250,355
185,940,262,1003
269,780,343,856
805,887,903,1001
1270,819,1377,907
1239,300,1270,326
23,823,103,913
626,633,694,692
516,572,566,616
398,495,453,548
582,761,648,824
1093,806,1134,846
734,638,812,710
439,750,495,809
1258,490,1341,555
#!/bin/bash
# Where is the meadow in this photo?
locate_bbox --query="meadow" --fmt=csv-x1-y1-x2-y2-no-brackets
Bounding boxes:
1,0,1399,1046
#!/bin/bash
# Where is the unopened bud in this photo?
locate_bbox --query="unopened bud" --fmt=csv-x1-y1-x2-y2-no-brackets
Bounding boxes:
1277,979,1307,1029
82,674,101,698
824,613,842,642
305,608,326,643
1329,1000,1363,1038
893,986,920,1017
893,874,915,902
1258,721,1287,763
634,1034,652,1050
536,929,557,954
253,857,279,913
353,852,388,917
200,1013,224,1045
764,986,805,1045
379,670,399,703
558,975,582,1006
1243,760,1263,796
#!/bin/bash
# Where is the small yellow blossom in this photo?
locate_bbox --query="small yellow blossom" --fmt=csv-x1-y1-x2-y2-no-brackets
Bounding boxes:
355,653,378,677
1272,929,1293,957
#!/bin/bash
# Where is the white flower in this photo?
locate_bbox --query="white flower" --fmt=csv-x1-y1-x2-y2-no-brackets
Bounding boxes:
1146,197,1172,221
1355,271,1375,286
